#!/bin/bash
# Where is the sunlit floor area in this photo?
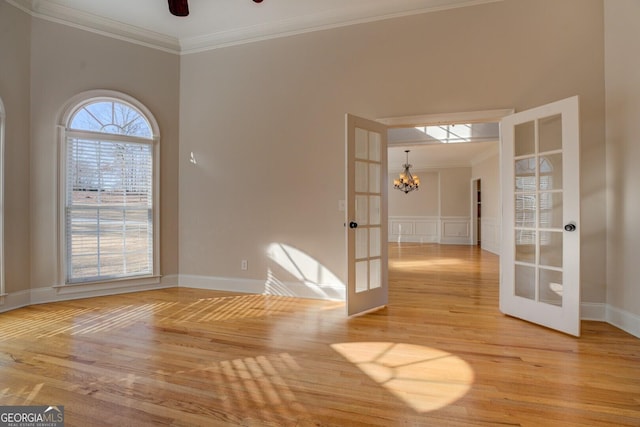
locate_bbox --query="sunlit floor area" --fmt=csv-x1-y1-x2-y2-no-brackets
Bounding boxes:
1,244,640,426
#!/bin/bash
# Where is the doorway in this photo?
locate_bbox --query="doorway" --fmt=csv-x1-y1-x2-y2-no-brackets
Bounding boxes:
472,178,481,246
383,109,509,252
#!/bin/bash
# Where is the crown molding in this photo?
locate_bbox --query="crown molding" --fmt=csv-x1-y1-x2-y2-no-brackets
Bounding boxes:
7,0,501,54
180,0,503,54
7,0,180,54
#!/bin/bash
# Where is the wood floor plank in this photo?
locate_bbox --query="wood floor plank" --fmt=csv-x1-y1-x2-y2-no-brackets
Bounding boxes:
1,243,640,426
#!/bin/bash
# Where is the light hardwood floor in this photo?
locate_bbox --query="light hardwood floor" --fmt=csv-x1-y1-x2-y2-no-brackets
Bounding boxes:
1,244,639,426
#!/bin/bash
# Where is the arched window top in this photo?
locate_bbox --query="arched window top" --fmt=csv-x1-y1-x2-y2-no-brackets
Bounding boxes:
60,90,160,140
69,99,152,138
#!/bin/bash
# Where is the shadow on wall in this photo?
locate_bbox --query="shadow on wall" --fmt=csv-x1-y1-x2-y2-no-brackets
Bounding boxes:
266,243,345,301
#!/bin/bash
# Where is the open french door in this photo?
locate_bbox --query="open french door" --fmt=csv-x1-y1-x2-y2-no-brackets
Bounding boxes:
500,96,581,336
345,114,388,316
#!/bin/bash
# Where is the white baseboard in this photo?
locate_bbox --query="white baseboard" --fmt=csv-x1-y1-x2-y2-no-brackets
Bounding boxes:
1,275,637,339
179,274,345,301
0,275,178,312
606,305,640,338
0,289,31,313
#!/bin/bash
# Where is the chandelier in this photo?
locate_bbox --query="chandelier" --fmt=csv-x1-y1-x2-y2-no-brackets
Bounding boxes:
393,150,420,193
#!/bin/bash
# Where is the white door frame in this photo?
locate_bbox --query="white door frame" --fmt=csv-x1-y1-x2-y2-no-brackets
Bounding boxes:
471,177,481,246
379,108,513,251
378,109,514,128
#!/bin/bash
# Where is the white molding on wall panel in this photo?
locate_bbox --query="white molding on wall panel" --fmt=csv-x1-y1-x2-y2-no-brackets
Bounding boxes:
440,216,472,245
480,217,500,255
389,216,439,243
389,216,474,244
179,274,345,301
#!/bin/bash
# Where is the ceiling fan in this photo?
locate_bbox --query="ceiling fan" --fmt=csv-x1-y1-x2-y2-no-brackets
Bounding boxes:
168,0,263,17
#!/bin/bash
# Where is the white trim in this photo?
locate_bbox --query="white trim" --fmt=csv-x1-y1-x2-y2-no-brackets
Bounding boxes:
480,217,500,255
0,290,31,313
0,279,176,313
440,216,472,244
59,90,161,138
179,274,345,301
379,109,515,128
389,216,440,243
57,90,161,287
606,305,640,339
1,285,635,338
31,280,172,306
6,0,180,54
7,0,503,55
388,216,474,245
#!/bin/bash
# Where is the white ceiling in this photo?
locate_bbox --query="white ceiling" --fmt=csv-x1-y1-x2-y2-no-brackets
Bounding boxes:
9,0,500,53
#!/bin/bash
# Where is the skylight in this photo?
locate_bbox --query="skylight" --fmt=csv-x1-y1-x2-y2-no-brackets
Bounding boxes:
388,122,499,146
414,124,473,144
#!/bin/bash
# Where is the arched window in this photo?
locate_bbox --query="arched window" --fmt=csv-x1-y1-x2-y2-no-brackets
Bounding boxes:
60,91,159,284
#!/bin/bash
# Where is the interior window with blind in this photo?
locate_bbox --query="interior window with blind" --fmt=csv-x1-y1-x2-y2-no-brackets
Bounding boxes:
65,99,156,283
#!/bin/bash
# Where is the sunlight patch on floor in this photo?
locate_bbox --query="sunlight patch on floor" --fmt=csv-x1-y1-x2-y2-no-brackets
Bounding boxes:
331,342,473,413
389,258,464,270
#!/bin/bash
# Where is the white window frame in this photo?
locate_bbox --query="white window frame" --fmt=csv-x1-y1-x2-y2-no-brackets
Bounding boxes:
58,90,160,287
0,98,5,302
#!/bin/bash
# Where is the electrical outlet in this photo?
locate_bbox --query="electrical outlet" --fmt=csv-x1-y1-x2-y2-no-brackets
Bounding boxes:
241,260,248,271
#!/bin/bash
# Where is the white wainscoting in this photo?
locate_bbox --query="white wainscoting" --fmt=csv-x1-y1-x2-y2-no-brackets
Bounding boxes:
389,216,472,244
440,216,472,245
389,216,439,243
480,216,500,255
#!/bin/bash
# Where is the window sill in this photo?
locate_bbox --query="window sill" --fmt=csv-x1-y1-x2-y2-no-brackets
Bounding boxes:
54,275,162,295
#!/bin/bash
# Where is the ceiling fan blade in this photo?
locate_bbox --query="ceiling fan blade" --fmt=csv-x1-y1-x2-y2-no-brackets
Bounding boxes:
168,0,189,17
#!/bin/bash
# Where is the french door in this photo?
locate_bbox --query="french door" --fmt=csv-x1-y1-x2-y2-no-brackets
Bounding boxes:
500,96,581,336
345,114,388,316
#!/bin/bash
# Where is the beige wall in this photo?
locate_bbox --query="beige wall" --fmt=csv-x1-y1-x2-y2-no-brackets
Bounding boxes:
388,171,439,217
27,18,180,288
180,0,606,304
471,152,500,221
605,0,640,317
439,168,471,217
0,0,610,311
0,2,31,294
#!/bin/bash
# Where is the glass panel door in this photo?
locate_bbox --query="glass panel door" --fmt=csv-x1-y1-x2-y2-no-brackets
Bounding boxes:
500,97,581,336
346,114,388,316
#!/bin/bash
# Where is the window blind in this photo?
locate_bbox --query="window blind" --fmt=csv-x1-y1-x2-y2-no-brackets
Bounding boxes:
66,137,153,283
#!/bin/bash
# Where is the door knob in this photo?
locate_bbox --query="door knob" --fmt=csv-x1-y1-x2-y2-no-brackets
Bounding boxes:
564,223,576,232
349,221,358,229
